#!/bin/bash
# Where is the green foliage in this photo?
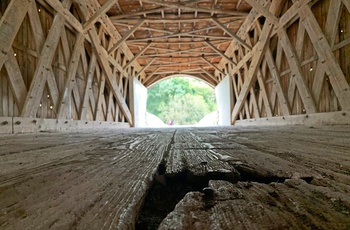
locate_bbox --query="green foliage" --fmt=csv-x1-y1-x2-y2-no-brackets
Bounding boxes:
147,77,217,125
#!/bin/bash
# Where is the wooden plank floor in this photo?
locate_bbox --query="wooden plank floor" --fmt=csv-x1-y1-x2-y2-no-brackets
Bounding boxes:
0,125,350,229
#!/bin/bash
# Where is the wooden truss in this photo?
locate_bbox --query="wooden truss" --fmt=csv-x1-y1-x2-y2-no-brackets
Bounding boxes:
0,0,349,126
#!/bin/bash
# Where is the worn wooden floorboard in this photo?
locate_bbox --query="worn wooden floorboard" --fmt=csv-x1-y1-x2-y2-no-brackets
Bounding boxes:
0,125,349,229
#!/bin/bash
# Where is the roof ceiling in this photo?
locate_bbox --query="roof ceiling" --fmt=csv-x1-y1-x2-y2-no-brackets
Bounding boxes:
98,0,252,87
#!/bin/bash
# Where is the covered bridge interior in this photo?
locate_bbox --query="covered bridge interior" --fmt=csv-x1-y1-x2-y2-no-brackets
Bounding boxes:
0,0,350,229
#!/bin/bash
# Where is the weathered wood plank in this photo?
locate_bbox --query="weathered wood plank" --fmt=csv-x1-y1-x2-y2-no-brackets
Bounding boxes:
1,126,350,229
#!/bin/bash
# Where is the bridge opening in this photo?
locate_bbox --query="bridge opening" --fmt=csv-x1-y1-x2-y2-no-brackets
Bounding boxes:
145,76,217,127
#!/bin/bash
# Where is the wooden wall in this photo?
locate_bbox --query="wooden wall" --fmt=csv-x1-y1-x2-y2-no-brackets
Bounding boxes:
0,0,145,127
1,0,349,128
216,0,350,124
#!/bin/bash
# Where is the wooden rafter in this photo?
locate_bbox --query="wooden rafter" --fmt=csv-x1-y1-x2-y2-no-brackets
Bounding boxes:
108,19,145,54
124,42,152,69
211,17,252,50
205,40,237,66
201,56,224,74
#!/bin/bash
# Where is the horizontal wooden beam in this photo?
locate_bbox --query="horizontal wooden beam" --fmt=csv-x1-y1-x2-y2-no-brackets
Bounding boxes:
139,0,249,16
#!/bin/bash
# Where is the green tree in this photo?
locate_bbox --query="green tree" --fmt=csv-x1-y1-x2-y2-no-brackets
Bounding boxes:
147,77,217,125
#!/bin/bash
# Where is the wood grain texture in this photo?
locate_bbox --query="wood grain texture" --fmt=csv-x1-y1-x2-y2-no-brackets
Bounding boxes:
0,125,350,229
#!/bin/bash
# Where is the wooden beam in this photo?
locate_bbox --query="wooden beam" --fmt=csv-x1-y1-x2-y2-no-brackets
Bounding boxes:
124,42,152,69
341,0,350,12
0,0,31,70
201,56,225,74
83,0,116,29
128,40,230,45
211,17,252,50
297,3,350,110
108,19,145,54
244,0,279,23
4,49,27,111
80,53,97,120
205,40,237,65
45,0,86,36
265,48,291,116
127,27,231,43
272,0,312,37
277,28,317,114
28,1,46,53
312,0,341,107
110,7,165,20
57,33,85,119
199,66,218,83
73,0,134,124
139,0,249,16
231,13,274,124
135,58,156,79
21,0,73,118
88,28,133,125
